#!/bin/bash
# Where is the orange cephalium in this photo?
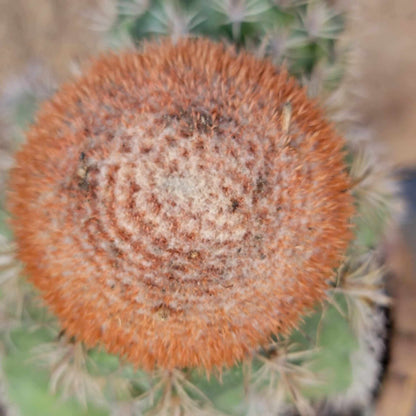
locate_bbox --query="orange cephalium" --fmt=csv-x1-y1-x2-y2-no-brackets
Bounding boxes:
8,38,354,370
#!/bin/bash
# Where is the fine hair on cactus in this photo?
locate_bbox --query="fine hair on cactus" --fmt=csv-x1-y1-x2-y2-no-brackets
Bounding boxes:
3,1,401,410
8,38,354,376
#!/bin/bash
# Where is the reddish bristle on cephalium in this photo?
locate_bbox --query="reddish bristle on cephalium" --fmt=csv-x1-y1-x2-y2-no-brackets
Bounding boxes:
8,38,354,371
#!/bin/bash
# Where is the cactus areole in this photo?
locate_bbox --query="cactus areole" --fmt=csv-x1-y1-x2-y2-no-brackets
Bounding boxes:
8,38,354,370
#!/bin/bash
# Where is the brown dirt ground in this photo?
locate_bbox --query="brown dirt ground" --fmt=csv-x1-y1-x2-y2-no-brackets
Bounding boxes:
348,0,416,168
347,2,416,415
0,0,109,83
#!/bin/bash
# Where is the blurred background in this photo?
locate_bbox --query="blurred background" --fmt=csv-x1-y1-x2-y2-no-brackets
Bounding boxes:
0,0,415,415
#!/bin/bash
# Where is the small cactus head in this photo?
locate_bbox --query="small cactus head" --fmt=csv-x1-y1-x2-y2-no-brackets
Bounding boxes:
8,38,353,370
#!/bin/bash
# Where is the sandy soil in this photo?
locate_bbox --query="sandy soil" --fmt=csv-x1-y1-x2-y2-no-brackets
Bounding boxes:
348,0,416,168
0,0,110,83
345,3,416,414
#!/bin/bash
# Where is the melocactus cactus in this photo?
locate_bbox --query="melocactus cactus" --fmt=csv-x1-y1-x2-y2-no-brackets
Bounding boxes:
8,38,354,373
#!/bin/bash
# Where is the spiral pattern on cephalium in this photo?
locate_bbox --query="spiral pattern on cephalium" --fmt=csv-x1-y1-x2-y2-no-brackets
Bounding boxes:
8,38,354,370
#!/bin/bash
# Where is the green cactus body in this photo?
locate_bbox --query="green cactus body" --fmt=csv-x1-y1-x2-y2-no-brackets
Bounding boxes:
0,1,399,416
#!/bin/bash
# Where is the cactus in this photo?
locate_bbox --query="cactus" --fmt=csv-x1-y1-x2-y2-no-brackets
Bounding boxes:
0,1,400,416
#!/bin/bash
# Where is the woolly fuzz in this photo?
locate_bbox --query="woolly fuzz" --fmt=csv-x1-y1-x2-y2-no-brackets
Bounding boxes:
8,38,354,370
